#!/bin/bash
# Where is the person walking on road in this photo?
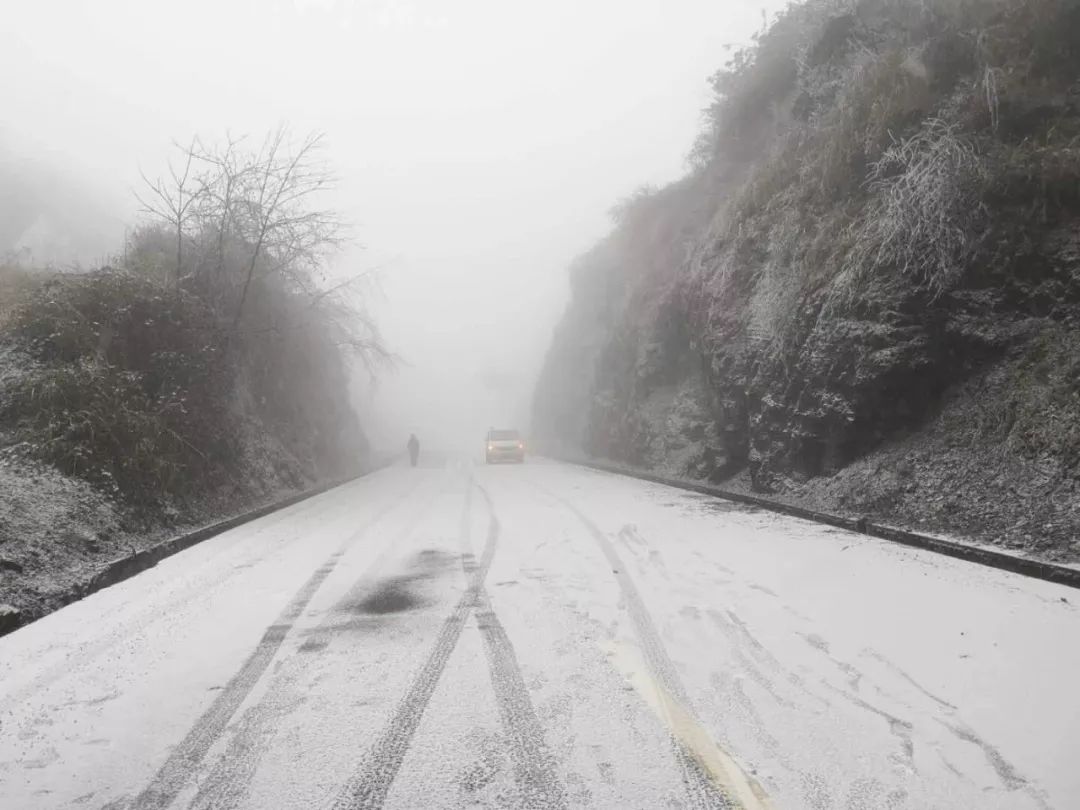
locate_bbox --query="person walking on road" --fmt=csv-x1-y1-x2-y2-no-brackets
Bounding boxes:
407,433,420,467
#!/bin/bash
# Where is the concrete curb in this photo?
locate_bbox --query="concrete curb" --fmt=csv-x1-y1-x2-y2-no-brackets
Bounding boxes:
560,456,1080,591
2,458,394,637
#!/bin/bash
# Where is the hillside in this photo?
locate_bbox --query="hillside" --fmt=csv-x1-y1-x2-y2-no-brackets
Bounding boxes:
534,0,1080,560
0,133,384,630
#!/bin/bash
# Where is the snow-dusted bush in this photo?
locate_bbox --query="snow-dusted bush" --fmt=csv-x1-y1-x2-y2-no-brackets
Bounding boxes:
1,270,237,503
844,119,990,298
0,132,386,506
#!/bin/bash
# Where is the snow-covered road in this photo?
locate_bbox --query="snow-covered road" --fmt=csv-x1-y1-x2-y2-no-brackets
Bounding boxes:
1,459,1077,810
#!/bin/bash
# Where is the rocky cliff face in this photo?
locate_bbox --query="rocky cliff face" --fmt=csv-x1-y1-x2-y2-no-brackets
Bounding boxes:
533,0,1080,559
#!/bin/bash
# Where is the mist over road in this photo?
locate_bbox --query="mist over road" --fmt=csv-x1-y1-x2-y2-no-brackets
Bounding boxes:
1,460,1076,809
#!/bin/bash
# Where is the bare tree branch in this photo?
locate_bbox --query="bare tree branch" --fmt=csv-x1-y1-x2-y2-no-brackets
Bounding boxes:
136,137,204,286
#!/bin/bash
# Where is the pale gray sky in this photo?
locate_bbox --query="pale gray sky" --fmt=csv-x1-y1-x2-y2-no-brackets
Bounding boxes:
2,0,785,452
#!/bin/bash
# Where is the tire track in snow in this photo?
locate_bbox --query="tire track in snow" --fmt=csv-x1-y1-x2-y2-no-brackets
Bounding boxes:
331,476,567,810
183,486,441,810
0,482,368,716
128,481,423,810
469,482,568,810
330,479,499,810
547,486,768,810
130,557,344,810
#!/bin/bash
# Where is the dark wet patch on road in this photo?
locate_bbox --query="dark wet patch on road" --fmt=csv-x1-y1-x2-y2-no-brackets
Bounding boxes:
335,547,458,617
347,576,426,615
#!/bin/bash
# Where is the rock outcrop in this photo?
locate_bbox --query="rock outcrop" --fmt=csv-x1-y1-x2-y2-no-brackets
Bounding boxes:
533,0,1080,559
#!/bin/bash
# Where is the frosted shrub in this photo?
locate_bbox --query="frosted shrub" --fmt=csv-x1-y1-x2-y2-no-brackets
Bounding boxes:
845,119,990,297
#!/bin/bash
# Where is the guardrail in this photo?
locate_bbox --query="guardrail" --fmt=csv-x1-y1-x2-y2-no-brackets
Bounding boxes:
558,456,1080,591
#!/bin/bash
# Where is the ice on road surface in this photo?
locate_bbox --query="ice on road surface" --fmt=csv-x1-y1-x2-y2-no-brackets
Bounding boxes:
1,459,1077,809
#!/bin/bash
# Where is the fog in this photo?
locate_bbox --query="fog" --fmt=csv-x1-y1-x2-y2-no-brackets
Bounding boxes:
3,0,782,455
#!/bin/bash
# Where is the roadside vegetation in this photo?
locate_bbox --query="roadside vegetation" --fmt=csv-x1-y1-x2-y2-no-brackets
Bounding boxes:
0,130,386,627
535,0,1080,559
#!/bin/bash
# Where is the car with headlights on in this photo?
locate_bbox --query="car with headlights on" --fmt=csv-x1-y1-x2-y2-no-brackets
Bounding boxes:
485,428,525,463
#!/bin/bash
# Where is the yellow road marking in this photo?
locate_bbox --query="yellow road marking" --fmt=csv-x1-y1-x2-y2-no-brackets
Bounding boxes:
601,640,773,810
